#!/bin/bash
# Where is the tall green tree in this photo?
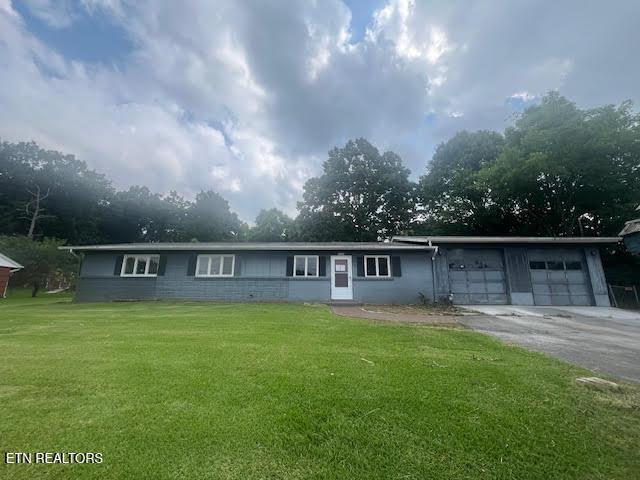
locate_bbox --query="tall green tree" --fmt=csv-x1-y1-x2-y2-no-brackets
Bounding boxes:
0,141,115,244
249,209,293,241
416,130,505,234
182,190,247,242
297,139,415,241
480,92,640,236
416,92,640,237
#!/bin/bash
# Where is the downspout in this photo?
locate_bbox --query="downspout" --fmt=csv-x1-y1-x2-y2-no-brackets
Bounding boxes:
68,248,83,292
429,240,439,303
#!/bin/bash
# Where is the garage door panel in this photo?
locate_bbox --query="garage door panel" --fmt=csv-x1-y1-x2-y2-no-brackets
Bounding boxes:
530,271,548,282
548,271,567,282
535,294,553,305
486,282,506,294
487,293,508,303
550,284,569,294
528,248,592,306
450,271,468,281
467,271,485,281
450,281,468,292
448,249,508,305
551,295,572,306
485,271,505,281
468,283,487,293
532,284,551,294
455,293,471,304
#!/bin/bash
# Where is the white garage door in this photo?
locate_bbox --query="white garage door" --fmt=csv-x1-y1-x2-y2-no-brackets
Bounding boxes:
448,249,508,304
528,249,592,306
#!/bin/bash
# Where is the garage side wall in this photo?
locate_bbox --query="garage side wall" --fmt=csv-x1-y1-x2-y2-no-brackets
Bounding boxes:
504,247,534,305
583,247,610,306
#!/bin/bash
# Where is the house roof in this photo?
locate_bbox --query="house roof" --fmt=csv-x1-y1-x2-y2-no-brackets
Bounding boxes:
59,242,433,252
392,235,621,245
619,219,640,237
0,252,23,270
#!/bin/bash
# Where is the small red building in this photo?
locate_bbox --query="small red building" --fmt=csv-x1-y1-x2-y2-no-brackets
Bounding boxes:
0,253,23,298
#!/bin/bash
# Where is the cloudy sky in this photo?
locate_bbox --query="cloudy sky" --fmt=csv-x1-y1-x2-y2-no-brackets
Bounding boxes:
1,0,638,221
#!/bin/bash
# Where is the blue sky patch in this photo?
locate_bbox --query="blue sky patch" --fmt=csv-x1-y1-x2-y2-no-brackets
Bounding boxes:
13,2,133,66
344,0,385,43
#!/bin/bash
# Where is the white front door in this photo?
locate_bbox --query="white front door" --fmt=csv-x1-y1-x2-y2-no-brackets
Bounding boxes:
331,255,353,300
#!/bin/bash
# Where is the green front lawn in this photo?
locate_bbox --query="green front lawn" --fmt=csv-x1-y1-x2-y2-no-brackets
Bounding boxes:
1,295,638,479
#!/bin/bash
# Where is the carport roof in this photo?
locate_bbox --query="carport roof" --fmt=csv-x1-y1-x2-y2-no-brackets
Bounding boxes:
392,235,621,245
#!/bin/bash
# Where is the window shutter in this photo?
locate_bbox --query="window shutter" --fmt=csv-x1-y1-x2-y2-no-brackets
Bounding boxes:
114,255,124,276
318,256,327,276
286,256,294,277
234,256,241,277
187,254,197,276
356,256,365,277
391,256,402,277
157,255,167,276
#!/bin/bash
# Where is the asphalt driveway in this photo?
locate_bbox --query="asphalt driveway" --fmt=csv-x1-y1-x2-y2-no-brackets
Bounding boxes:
459,306,640,383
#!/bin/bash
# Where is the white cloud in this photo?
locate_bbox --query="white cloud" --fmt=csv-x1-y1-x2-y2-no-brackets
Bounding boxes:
1,0,639,222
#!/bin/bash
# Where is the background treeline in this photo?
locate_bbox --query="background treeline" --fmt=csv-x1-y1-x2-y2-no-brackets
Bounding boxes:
1,92,639,287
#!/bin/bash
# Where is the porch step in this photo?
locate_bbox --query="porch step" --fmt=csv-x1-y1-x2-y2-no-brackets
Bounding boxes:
327,300,363,306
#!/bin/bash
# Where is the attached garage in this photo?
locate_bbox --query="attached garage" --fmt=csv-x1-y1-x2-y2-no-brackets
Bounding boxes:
528,249,592,306
447,248,508,304
392,235,619,307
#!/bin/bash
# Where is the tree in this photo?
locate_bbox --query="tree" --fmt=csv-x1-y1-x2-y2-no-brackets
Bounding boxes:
0,236,78,297
416,92,640,237
23,185,53,238
0,140,114,243
416,130,505,234
479,92,640,236
249,209,293,241
297,138,415,241
182,190,247,242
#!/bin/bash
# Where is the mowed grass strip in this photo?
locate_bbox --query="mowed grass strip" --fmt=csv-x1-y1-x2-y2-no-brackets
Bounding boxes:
0,294,639,479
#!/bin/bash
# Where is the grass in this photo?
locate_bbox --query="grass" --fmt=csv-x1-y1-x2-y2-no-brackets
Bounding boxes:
1,292,639,479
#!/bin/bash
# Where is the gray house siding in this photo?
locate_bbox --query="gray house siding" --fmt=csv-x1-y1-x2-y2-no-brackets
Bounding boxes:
73,242,610,306
75,250,434,304
354,252,433,304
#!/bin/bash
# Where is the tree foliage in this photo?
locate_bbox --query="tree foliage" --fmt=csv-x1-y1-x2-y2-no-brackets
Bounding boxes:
0,141,247,243
0,236,78,297
416,92,640,237
0,141,113,244
296,138,415,241
416,130,505,234
249,209,293,241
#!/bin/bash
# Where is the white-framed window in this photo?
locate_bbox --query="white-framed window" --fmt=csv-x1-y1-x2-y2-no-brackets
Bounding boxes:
121,254,160,277
364,255,391,278
294,255,319,277
196,254,235,277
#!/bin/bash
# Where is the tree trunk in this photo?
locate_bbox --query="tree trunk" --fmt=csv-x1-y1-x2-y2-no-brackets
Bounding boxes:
31,281,40,298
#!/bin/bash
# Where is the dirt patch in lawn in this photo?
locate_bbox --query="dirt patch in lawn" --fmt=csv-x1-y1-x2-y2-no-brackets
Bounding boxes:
330,304,460,325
